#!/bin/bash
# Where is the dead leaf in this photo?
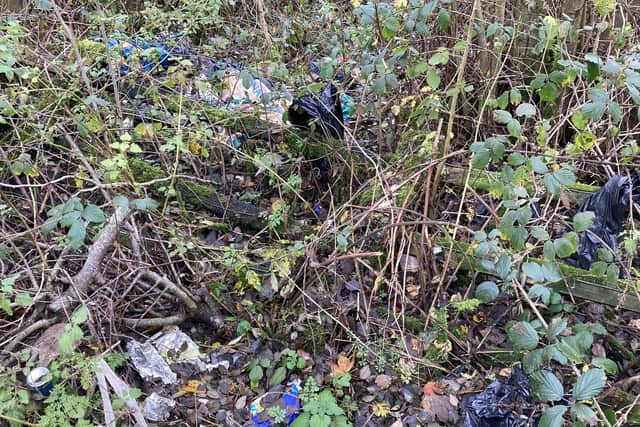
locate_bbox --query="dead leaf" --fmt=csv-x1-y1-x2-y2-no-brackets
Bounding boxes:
422,381,444,395
330,354,354,376
181,380,206,394
390,420,403,427
375,374,391,390
421,381,453,423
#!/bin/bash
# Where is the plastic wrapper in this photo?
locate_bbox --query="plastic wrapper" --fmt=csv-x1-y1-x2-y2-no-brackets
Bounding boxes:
288,83,344,139
568,174,640,270
126,340,178,385
251,380,301,426
460,366,535,427
143,392,176,422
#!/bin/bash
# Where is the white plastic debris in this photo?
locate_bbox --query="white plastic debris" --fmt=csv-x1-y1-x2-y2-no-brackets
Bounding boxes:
126,340,177,385
153,327,210,372
143,392,176,422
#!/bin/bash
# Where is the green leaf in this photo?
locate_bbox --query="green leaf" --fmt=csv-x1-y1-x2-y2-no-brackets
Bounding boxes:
530,370,564,402
539,405,567,427
372,77,386,94
437,8,451,31
529,284,551,304
542,263,562,282
592,357,618,375
543,241,556,259
515,103,536,118
72,305,89,325
14,292,33,307
528,157,548,175
407,61,428,78
554,232,578,258
131,198,159,211
290,413,310,427
573,368,605,401
270,366,287,387
495,253,511,279
510,87,522,105
574,131,596,150
508,321,539,350
573,211,595,232
523,262,545,282
571,403,598,425
83,204,105,223
310,414,331,427
571,110,587,130
506,119,522,137
249,364,263,383
493,109,512,124
426,69,440,89
68,220,86,250
539,83,558,102
523,349,544,373
428,50,449,66
475,281,499,303
582,102,607,121
0,298,13,315
547,317,567,338
608,101,622,123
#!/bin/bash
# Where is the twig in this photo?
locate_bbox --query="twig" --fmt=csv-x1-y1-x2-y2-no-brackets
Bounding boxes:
50,206,129,313
122,314,187,329
1,318,56,354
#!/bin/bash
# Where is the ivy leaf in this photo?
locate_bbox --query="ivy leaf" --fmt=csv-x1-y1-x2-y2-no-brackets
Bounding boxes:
573,368,605,401
530,370,564,402
508,321,539,350
475,281,499,303
539,405,567,427
573,211,595,232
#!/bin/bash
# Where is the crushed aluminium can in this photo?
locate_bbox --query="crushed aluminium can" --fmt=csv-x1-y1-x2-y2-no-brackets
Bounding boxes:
26,367,53,400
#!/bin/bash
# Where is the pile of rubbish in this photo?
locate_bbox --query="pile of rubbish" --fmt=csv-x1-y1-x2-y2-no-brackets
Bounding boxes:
91,36,353,140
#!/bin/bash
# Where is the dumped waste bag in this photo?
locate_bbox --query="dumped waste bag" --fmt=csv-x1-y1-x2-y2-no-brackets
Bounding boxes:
568,174,640,270
288,83,344,139
251,380,301,426
460,365,536,427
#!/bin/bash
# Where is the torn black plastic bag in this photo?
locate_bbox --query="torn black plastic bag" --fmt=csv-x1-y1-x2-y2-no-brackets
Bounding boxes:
461,366,536,427
288,83,344,139
567,174,640,270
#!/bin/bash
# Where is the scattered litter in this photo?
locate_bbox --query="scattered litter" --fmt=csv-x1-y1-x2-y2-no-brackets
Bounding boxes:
26,367,53,400
251,380,301,426
143,392,176,422
152,327,210,373
126,339,178,385
460,365,535,427
568,174,640,271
